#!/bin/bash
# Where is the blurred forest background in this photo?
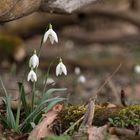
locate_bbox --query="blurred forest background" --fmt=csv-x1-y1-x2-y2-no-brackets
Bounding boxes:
0,0,140,106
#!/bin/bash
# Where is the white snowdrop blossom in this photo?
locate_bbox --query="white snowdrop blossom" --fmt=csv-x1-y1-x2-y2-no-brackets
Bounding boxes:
56,58,67,76
27,69,37,82
77,75,86,83
134,65,140,74
74,67,81,75
29,50,39,68
43,24,58,44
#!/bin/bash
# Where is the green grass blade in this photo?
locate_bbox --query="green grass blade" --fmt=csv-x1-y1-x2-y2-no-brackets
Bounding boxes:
0,78,16,130
0,77,8,97
43,98,65,113
39,88,67,104
15,82,24,131
5,96,16,130
19,97,65,131
18,82,30,117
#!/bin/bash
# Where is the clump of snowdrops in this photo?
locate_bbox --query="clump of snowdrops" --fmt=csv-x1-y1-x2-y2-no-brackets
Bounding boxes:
0,24,67,133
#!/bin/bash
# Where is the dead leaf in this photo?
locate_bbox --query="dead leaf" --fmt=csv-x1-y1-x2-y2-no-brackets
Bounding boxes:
28,104,63,140
87,125,108,140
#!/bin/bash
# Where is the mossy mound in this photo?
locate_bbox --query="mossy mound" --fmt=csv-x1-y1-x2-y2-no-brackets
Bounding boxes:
109,105,140,128
57,105,140,133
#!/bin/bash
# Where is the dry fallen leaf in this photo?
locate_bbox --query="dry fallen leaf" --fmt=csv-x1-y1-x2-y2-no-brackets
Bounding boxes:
87,125,108,140
28,104,63,140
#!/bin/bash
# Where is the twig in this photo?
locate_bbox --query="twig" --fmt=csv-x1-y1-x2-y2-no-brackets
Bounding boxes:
82,99,95,126
63,116,84,134
90,63,122,101
109,127,135,136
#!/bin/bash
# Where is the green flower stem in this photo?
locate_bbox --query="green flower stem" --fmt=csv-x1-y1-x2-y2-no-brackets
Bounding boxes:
38,39,43,57
38,28,46,57
43,59,56,93
30,30,45,111
31,81,36,112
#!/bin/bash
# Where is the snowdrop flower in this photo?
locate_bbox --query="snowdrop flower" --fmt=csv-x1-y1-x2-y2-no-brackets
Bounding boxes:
56,58,67,76
74,67,81,75
29,50,39,68
27,69,37,82
77,75,86,83
134,65,140,74
43,24,58,44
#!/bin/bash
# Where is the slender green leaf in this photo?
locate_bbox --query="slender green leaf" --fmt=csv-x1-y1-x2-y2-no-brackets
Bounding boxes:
5,96,16,130
15,83,24,131
0,77,16,129
43,98,64,113
39,88,67,104
19,97,65,131
18,82,30,117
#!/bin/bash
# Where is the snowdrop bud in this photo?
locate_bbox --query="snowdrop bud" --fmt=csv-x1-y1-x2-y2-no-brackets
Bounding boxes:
56,58,67,76
29,50,39,68
134,65,140,74
74,67,81,75
77,75,86,83
27,69,37,82
43,24,58,44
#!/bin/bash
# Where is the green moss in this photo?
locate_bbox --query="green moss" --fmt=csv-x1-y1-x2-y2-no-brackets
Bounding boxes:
58,105,118,132
109,105,140,128
58,105,140,133
119,105,140,116
59,105,86,123
58,105,86,132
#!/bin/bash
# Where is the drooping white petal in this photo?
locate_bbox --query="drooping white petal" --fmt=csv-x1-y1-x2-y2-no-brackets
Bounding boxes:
27,70,37,82
43,30,50,43
50,29,58,43
43,28,58,44
29,54,39,68
27,72,31,81
56,63,61,76
56,61,67,76
60,62,67,75
49,35,55,44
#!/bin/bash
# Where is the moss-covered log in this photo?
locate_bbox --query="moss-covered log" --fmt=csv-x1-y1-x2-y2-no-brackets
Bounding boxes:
56,105,140,133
